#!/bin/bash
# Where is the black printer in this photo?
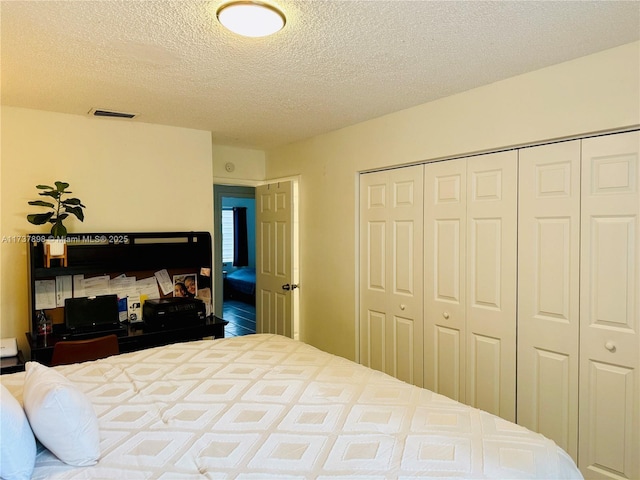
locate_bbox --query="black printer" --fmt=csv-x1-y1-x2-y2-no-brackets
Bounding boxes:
142,297,206,330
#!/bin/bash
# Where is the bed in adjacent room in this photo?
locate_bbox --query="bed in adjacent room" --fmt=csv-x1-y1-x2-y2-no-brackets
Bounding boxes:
224,267,256,304
0,334,582,479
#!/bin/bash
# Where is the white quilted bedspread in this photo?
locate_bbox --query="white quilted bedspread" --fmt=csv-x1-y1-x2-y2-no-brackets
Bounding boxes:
1,334,582,479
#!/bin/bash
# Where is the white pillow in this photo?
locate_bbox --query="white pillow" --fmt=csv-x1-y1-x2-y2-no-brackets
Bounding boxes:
23,361,100,466
0,384,36,480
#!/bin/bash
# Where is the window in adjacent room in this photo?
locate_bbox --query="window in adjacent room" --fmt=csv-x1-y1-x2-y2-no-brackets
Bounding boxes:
222,208,234,264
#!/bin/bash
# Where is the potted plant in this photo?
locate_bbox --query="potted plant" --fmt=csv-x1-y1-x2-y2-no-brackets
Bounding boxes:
27,181,86,256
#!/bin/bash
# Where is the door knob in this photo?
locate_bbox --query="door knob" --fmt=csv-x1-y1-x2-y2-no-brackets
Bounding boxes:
281,283,299,291
443,312,450,319
605,341,616,352
400,304,406,310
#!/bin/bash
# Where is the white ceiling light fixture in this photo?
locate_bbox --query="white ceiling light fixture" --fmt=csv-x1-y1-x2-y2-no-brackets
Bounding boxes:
216,1,286,38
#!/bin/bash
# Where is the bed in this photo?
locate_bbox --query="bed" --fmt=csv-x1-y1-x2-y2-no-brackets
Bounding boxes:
224,267,256,304
0,334,583,479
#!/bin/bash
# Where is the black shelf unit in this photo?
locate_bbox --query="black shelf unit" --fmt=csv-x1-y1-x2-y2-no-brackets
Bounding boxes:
27,232,223,363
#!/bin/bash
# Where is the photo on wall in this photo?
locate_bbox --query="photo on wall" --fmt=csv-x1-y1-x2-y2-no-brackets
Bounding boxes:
173,273,197,298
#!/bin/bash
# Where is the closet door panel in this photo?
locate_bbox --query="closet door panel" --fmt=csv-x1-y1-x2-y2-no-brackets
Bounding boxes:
388,167,424,386
394,315,416,384
365,310,386,372
585,361,634,477
360,174,388,374
470,333,501,414
589,218,634,326
424,159,467,401
434,325,462,400
580,131,639,480
367,222,386,291
532,349,571,448
469,218,501,308
466,151,517,422
517,141,580,461
393,219,416,295
360,166,424,387
435,220,461,300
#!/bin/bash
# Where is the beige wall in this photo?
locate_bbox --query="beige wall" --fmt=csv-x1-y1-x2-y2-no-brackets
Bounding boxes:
212,144,266,186
0,107,214,354
265,41,640,360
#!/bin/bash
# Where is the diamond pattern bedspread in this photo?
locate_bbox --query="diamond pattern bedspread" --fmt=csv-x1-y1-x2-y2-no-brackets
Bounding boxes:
1,334,582,479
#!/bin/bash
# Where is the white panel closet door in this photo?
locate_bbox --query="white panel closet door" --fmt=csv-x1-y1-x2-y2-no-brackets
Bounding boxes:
359,165,424,387
465,151,518,421
424,152,517,421
579,131,639,480
424,158,467,402
517,141,580,461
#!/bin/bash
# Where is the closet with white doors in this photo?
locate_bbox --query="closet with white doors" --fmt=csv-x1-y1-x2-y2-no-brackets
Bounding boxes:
517,131,639,480
359,164,424,387
359,129,639,480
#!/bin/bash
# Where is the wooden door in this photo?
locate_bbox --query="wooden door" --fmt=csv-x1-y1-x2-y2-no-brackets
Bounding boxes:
465,151,518,422
256,181,294,337
579,131,639,480
517,141,580,461
423,158,467,402
359,165,424,386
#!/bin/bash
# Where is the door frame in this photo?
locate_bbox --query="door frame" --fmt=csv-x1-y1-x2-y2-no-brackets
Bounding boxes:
213,176,300,338
213,184,256,318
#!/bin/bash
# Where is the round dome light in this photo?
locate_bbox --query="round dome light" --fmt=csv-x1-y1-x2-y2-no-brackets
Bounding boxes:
217,1,286,38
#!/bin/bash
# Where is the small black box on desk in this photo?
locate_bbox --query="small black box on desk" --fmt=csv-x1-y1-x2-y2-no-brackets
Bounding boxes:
142,297,206,330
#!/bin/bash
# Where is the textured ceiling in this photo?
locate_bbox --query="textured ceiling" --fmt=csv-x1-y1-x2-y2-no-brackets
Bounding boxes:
1,1,639,149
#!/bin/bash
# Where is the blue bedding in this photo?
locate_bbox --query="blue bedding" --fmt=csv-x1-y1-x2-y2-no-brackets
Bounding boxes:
225,267,256,295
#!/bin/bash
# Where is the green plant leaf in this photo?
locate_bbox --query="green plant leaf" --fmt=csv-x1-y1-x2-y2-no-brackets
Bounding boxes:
65,206,85,221
36,185,54,190
27,212,54,225
62,198,83,206
28,200,55,208
58,213,69,221
39,191,60,199
51,222,67,238
55,181,70,191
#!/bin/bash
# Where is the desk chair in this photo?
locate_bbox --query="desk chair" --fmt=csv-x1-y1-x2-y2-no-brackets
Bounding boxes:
51,334,120,366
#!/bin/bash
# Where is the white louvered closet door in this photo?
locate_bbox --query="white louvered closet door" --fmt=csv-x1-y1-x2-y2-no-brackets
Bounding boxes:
359,165,424,387
517,140,581,461
424,158,467,403
579,131,639,480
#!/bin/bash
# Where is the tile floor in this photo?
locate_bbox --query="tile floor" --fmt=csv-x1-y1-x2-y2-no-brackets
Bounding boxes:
222,300,256,337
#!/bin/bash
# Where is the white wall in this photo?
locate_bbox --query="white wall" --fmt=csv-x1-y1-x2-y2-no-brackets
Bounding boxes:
0,107,214,354
265,42,640,360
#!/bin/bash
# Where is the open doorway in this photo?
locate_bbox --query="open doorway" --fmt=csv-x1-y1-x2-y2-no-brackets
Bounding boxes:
214,185,256,337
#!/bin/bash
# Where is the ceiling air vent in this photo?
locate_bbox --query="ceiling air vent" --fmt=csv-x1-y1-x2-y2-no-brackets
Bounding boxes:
88,108,138,119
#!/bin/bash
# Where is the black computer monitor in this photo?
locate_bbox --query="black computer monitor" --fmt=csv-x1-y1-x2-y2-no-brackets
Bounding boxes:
64,295,120,332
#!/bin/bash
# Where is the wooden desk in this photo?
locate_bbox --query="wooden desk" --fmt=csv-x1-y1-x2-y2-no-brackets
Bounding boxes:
27,316,228,366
